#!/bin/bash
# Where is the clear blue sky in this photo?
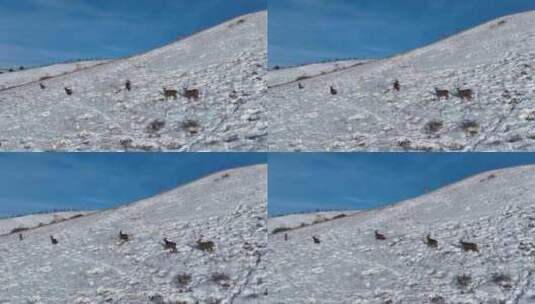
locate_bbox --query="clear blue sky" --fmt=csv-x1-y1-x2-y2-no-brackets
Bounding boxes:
269,0,535,67
0,153,266,218
269,153,535,217
0,0,266,67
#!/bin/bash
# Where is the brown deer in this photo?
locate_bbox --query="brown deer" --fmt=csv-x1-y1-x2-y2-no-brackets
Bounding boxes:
64,87,73,96
434,88,449,100
119,230,129,241
181,88,200,101
374,230,386,240
162,88,178,100
393,80,400,92
460,240,479,253
125,80,131,91
330,86,338,95
425,234,438,248
196,239,215,253
312,236,320,244
298,82,304,89
50,235,58,245
163,238,177,253
39,83,46,90
456,88,473,101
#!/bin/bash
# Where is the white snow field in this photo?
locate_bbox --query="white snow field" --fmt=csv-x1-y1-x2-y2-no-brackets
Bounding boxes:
268,11,535,151
0,11,266,151
0,211,91,236
266,60,370,88
0,60,108,91
264,165,535,303
0,165,267,303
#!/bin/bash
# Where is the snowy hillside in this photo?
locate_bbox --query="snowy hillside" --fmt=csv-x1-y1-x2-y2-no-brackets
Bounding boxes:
268,11,535,151
0,60,108,91
268,210,360,233
264,165,535,303
0,165,267,303
0,11,266,151
267,60,370,88
0,211,91,236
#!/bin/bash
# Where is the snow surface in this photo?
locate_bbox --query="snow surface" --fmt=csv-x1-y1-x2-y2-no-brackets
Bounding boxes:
263,165,535,303
268,211,360,234
267,60,370,88
268,11,535,151
0,11,266,151
0,211,91,236
0,61,108,91
0,165,267,303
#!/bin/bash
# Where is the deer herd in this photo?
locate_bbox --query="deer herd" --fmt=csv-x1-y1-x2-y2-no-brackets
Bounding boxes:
307,79,475,101
37,78,202,102
18,230,216,254
298,230,480,253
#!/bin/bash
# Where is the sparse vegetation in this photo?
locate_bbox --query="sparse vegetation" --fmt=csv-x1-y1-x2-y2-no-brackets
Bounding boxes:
456,273,472,289
181,119,201,135
460,120,479,137
424,120,443,134
145,119,166,134
211,272,231,288
10,227,29,234
272,226,291,234
295,75,310,81
332,213,346,220
491,273,512,289
174,273,192,287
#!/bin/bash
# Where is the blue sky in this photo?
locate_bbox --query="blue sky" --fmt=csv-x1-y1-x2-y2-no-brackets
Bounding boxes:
269,0,535,67
269,153,535,217
0,153,266,218
0,0,266,67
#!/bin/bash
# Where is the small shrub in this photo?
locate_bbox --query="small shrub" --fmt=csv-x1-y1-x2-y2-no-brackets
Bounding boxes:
460,120,479,136
70,214,84,219
491,273,512,288
145,119,166,133
456,273,472,289
430,295,445,304
174,273,192,287
212,272,231,288
39,75,53,81
424,120,443,134
181,120,200,135
10,227,29,234
271,226,291,234
332,213,347,220
295,75,310,81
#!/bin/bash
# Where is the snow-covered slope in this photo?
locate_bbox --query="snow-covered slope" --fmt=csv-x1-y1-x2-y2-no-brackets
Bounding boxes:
0,11,266,151
268,11,535,151
0,165,267,303
0,211,91,236
267,60,370,88
0,60,108,91
264,165,535,303
268,210,360,233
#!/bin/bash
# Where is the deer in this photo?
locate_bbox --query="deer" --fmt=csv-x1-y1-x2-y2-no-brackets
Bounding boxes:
181,88,200,101
460,240,479,253
456,88,473,101
39,83,46,90
64,87,73,96
330,86,338,95
125,80,131,91
163,238,177,253
425,234,438,248
161,87,178,100
312,236,320,244
374,230,386,240
393,80,400,92
434,88,449,100
196,239,215,253
298,82,304,89
50,235,58,245
119,230,129,242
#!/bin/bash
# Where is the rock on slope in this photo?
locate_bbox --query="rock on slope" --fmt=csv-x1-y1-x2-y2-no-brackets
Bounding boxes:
0,165,267,304
264,165,535,303
0,11,266,151
268,11,535,151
